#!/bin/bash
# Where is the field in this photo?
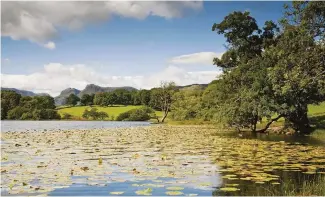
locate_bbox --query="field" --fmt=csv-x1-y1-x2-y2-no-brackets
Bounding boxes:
57,105,163,120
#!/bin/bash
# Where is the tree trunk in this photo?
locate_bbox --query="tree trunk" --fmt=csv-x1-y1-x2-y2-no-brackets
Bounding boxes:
250,115,258,132
286,106,313,134
161,111,168,123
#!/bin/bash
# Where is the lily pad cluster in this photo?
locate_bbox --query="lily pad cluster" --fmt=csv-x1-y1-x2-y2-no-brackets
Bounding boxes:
1,125,325,195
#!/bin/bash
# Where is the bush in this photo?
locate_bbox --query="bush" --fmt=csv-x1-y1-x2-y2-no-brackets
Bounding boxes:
116,107,155,121
62,113,72,120
82,108,109,120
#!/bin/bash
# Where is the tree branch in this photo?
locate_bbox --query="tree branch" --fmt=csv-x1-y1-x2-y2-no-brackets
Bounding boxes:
255,114,284,133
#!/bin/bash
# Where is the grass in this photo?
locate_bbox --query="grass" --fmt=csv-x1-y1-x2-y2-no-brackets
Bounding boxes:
255,175,325,196
57,105,163,121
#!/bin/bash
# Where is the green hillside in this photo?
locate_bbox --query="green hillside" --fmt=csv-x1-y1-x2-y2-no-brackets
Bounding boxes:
57,105,163,120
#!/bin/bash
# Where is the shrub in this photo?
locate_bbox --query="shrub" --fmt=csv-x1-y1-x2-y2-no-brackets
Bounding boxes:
62,113,72,120
116,107,155,121
82,108,109,120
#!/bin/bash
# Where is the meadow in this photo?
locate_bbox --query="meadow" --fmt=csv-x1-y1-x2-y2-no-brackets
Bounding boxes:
57,105,164,120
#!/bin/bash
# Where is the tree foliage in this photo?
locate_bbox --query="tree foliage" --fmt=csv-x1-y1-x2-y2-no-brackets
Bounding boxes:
80,94,94,106
206,2,325,134
1,90,21,119
82,108,109,120
116,106,155,121
149,81,176,122
170,86,203,121
65,94,80,106
1,91,60,120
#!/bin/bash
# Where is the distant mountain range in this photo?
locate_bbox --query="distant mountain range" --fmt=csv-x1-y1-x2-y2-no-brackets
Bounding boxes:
1,83,208,106
54,84,137,105
1,87,50,97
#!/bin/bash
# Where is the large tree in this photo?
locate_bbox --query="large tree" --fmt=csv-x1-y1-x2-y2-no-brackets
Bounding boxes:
210,11,279,132
209,2,325,134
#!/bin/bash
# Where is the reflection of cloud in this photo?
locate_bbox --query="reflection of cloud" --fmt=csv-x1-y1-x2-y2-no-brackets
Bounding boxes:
2,58,10,63
2,125,224,196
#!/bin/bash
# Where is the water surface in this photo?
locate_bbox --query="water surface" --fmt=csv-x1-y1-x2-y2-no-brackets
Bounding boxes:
1,124,324,196
1,121,151,132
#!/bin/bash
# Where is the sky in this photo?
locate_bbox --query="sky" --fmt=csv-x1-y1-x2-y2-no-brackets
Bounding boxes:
1,1,287,96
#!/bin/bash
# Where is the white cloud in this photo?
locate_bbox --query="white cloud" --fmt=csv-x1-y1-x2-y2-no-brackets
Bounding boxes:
169,52,223,65
1,1,203,49
43,41,55,49
1,63,221,96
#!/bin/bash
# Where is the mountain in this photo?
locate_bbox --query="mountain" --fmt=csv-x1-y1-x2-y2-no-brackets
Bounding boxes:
1,87,50,97
54,88,81,106
54,85,138,106
78,84,137,97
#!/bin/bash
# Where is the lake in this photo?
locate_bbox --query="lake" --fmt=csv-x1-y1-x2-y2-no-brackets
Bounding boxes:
1,123,324,196
1,121,151,132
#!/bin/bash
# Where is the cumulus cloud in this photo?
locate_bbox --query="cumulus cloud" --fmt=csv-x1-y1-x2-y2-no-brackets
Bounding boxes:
1,63,221,96
169,52,223,65
1,1,203,49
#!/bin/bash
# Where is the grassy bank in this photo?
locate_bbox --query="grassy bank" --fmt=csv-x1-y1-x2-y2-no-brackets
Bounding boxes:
57,105,163,120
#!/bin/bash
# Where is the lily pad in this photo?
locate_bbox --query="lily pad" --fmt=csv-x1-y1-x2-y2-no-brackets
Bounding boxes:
135,188,152,196
220,187,240,192
166,191,184,195
166,187,184,191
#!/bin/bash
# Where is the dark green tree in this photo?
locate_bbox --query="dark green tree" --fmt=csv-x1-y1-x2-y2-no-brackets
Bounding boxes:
80,94,94,106
65,94,80,106
1,90,21,119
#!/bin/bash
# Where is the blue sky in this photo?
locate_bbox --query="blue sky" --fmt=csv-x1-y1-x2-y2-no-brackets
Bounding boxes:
1,1,287,96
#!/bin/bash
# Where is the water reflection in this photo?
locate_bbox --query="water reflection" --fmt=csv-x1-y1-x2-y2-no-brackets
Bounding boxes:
1,125,324,196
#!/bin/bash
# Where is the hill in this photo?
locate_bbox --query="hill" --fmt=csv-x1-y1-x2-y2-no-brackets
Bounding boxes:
78,84,137,97
57,105,163,120
54,84,138,106
54,88,81,106
1,87,50,97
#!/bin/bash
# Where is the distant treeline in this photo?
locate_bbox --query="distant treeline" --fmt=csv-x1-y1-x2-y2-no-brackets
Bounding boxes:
64,88,171,111
1,90,60,120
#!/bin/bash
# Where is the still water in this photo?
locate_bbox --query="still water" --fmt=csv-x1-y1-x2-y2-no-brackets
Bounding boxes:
1,122,324,196
1,121,151,132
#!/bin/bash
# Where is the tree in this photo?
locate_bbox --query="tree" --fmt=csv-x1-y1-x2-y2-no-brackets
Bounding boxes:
210,11,279,132
6,97,60,120
94,93,105,106
263,25,325,133
1,90,21,119
116,106,155,121
131,90,141,105
139,89,151,106
82,108,108,120
104,92,117,106
80,94,94,106
208,2,325,134
7,106,28,120
171,86,203,121
65,94,80,106
150,81,176,123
